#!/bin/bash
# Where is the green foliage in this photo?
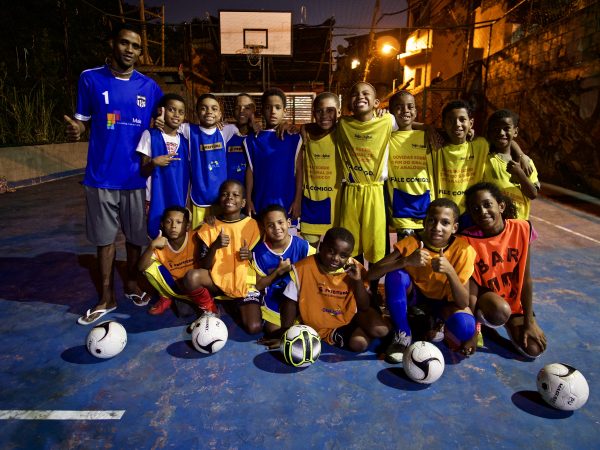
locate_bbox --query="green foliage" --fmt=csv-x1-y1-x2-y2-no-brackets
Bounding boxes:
0,0,120,145
0,77,62,145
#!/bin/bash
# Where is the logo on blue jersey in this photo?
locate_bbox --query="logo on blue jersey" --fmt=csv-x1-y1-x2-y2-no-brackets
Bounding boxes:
106,111,121,129
137,95,147,108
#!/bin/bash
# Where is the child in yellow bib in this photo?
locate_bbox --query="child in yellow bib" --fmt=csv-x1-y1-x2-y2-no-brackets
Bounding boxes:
336,82,397,263
431,100,532,229
191,180,262,334
301,92,343,246
483,109,539,219
386,90,433,238
259,227,390,352
138,206,218,321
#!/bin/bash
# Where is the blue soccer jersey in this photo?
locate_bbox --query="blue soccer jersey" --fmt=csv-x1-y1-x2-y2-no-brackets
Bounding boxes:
252,236,313,314
188,125,229,207
145,129,190,238
245,130,302,216
75,66,162,189
226,133,248,184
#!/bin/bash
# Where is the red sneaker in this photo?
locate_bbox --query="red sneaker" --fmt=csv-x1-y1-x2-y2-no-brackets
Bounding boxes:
149,297,172,315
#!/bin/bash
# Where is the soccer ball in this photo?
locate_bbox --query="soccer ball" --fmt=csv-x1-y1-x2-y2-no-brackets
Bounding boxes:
536,363,589,411
280,324,321,367
403,341,445,384
191,316,228,354
86,321,127,359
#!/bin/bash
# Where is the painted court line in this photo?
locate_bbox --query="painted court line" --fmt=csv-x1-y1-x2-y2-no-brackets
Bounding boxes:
530,215,600,245
0,410,125,420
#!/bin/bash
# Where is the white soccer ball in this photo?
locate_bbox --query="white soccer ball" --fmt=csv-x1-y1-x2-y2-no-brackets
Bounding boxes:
403,341,445,384
191,316,228,354
86,321,127,359
280,324,321,367
536,363,589,411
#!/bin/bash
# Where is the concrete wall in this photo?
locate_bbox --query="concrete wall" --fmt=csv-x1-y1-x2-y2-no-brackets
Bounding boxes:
483,3,600,195
0,142,88,188
473,2,511,59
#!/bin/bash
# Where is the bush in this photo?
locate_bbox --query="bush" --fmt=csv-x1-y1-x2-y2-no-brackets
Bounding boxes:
0,77,64,146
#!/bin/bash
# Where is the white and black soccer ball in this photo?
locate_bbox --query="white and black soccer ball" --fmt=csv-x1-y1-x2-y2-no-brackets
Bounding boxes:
280,324,321,367
86,321,127,359
536,363,589,411
191,316,228,354
403,341,445,384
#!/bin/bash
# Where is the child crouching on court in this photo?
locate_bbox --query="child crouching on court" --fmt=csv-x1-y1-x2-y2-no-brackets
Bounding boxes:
261,227,390,352
190,179,262,334
138,206,217,317
463,182,546,358
252,204,315,337
368,199,478,362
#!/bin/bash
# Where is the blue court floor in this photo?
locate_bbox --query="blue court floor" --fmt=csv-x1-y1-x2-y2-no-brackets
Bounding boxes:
0,176,599,449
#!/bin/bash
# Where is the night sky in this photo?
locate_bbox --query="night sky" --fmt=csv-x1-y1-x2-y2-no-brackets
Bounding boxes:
144,0,408,48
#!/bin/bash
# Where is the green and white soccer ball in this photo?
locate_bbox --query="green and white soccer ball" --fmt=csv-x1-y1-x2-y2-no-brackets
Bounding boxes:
280,324,321,367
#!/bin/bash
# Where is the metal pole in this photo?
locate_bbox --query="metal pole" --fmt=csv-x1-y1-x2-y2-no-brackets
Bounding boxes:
422,30,430,122
139,0,150,65
161,4,165,67
362,0,381,82
482,24,493,114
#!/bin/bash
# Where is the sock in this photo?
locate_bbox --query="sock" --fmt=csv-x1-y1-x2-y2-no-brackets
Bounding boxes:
385,269,412,336
188,287,218,313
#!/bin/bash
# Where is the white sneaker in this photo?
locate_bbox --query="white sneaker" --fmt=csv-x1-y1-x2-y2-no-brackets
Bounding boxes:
430,322,445,343
385,331,412,363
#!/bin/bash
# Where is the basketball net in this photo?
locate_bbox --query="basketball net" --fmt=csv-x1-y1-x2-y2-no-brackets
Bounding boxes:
246,46,262,67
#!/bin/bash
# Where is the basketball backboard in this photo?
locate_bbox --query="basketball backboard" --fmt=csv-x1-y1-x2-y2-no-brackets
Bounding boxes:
219,11,292,56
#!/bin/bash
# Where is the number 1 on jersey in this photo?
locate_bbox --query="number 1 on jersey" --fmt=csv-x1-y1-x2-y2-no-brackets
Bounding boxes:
102,91,109,105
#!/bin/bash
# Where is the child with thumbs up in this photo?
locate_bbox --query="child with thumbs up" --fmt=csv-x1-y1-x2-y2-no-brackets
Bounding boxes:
138,206,217,316
192,180,262,334
483,109,539,219
368,198,477,362
136,94,190,239
251,204,315,337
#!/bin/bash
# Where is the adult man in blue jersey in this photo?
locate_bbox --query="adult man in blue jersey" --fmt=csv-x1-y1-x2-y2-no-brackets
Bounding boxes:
65,23,163,325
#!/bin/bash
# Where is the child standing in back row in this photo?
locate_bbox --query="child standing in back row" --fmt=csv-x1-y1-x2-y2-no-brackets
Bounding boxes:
245,88,303,220
336,82,397,264
430,100,489,228
300,92,343,246
484,109,539,219
386,90,432,239
137,93,190,239
226,93,256,185
184,94,237,229
431,100,531,228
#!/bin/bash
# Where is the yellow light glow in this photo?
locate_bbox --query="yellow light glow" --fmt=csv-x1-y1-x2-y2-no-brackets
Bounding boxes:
381,43,397,55
351,59,360,69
